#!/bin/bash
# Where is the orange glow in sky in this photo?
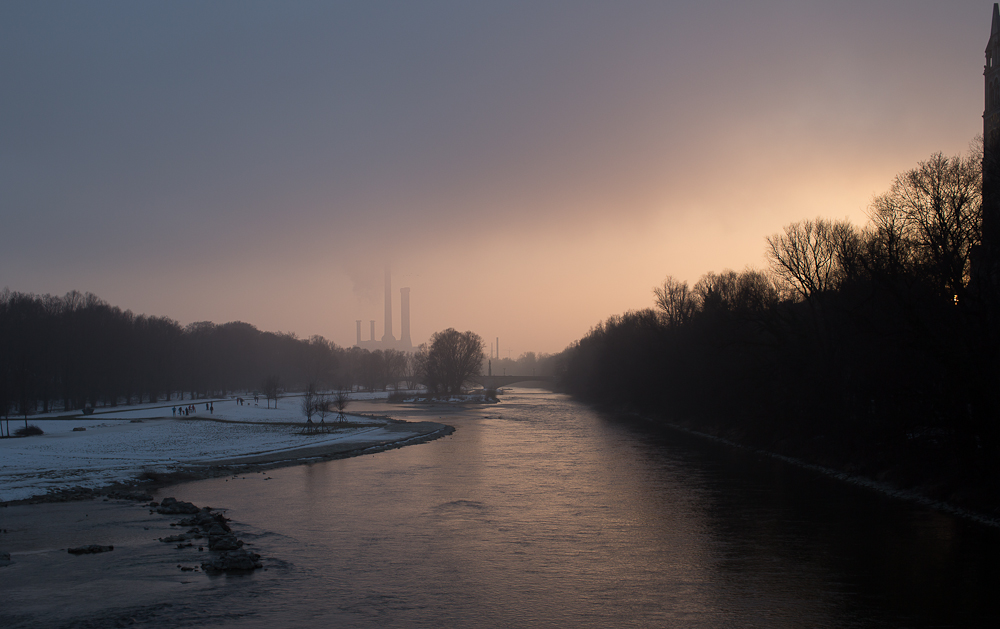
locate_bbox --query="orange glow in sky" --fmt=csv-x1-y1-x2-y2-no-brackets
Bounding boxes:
0,1,989,354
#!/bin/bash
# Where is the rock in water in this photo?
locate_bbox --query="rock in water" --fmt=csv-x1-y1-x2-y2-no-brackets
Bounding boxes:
201,549,262,573
67,545,114,555
156,497,201,515
158,534,192,543
206,523,228,537
208,534,243,551
177,510,230,532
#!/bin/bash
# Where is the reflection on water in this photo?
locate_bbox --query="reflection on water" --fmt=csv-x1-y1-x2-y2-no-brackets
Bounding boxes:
163,390,1000,627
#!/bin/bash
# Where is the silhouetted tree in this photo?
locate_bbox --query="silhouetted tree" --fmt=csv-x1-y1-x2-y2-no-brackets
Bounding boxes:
263,375,280,408
315,393,330,424
870,150,981,298
301,383,316,423
767,218,853,301
334,389,349,422
558,143,1000,511
0,289,354,415
420,329,485,394
403,352,420,390
653,276,697,327
382,349,408,390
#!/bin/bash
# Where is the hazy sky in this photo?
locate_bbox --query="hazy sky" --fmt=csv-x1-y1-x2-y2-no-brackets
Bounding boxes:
1,1,991,354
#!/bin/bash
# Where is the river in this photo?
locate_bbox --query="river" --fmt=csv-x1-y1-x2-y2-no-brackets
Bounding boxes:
70,389,1000,626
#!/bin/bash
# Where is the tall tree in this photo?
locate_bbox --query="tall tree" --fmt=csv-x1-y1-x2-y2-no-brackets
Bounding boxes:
652,276,697,327
767,218,853,301
262,375,280,408
420,329,485,394
869,151,982,298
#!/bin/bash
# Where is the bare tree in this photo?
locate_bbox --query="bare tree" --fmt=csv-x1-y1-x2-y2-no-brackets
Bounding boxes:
869,151,982,296
334,390,350,422
652,276,697,327
420,329,485,394
403,352,420,390
694,268,782,316
301,384,315,424
315,393,330,425
383,349,408,391
766,218,853,301
694,270,738,313
262,374,280,408
734,268,783,313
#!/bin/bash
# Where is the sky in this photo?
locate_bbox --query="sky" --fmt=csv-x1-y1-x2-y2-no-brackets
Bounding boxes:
0,1,992,355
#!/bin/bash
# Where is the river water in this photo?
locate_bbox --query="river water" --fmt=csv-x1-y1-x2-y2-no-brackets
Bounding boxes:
89,390,1000,626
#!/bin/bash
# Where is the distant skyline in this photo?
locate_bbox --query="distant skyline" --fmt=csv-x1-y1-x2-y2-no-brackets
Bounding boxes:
1,1,990,354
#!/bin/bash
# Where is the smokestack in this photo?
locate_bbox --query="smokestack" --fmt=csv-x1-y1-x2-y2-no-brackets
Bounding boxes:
496,337,499,360
382,266,394,342
356,320,362,346
370,320,376,342
400,287,411,347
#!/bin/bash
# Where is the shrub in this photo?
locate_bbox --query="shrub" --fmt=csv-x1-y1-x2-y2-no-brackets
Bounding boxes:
15,425,44,436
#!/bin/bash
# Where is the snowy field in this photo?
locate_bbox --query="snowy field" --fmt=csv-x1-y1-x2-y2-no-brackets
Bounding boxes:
19,390,395,421
0,395,400,502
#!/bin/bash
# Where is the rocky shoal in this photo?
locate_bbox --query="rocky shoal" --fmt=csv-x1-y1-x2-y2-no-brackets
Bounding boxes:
151,496,263,573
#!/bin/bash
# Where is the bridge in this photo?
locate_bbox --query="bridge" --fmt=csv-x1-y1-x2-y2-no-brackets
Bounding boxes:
467,374,555,390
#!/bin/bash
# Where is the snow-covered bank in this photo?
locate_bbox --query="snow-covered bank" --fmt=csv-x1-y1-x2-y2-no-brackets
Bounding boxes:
12,389,400,419
0,397,434,502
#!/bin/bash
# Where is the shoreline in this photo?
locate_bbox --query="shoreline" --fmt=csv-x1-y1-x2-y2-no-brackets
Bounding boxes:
2,418,454,507
633,412,1000,530
0,414,456,627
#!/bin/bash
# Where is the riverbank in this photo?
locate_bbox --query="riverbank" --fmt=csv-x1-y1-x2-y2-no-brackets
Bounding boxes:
638,412,1000,529
0,392,456,504
1,418,453,506
0,418,454,627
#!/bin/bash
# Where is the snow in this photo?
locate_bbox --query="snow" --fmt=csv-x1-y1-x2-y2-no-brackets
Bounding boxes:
0,395,403,502
20,389,397,420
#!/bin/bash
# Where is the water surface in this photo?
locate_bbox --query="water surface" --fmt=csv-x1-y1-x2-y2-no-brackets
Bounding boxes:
36,390,1000,627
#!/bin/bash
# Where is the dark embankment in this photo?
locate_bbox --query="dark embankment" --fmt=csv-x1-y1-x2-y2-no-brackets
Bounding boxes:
556,150,1000,522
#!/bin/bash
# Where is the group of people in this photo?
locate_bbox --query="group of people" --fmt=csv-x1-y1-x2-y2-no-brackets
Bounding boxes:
172,402,213,416
168,397,266,416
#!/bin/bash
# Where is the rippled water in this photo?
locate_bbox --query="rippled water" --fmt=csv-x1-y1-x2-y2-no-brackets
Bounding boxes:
62,390,1000,627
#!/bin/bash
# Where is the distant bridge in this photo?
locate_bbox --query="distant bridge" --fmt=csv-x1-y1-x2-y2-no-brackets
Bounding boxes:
467,374,555,389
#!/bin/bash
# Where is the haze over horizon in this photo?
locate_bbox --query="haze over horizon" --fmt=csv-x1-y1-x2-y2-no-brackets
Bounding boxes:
1,1,989,355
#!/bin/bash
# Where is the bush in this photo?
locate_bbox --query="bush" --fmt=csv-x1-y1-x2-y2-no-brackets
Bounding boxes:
15,425,44,437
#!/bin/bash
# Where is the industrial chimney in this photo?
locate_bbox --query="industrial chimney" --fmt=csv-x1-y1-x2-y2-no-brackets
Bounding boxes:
400,287,411,347
370,320,376,342
382,266,395,343
356,320,362,346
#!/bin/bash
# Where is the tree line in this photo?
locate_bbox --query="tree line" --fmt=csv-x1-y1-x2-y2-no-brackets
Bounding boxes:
0,290,433,421
557,146,1000,505
484,351,559,379
0,285,514,427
